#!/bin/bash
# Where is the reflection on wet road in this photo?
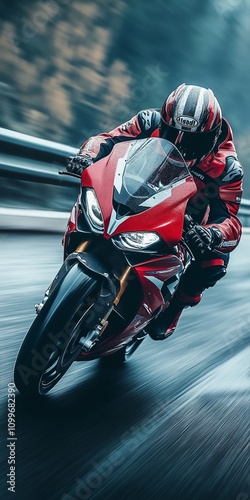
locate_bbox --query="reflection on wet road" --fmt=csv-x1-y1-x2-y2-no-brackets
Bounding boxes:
0,232,249,500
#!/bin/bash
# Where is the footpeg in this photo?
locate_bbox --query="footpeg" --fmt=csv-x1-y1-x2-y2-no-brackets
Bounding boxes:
136,330,148,341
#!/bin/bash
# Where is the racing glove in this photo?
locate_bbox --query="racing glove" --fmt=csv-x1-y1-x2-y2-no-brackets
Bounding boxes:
184,224,223,255
66,154,94,175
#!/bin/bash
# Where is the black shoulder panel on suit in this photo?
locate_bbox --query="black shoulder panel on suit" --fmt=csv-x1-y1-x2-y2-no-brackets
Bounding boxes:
220,156,243,183
137,109,160,136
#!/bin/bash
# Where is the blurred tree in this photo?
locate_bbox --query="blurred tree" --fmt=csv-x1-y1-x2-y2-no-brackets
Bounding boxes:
0,0,249,194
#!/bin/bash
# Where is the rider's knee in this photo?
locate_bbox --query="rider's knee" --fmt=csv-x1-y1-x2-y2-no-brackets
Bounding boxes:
201,264,227,288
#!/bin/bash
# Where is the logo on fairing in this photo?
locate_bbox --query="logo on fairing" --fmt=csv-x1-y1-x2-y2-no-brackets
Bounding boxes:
191,169,205,180
176,116,199,128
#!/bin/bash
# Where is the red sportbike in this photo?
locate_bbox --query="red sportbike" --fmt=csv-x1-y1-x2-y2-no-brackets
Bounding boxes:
14,137,197,396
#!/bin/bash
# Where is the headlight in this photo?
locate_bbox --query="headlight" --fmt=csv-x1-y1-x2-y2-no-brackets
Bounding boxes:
113,232,160,250
85,189,104,231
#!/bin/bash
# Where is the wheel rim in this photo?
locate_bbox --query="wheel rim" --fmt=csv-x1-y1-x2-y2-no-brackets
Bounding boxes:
38,302,95,394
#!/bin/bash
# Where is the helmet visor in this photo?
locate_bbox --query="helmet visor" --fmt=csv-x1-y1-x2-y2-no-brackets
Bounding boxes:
160,121,220,162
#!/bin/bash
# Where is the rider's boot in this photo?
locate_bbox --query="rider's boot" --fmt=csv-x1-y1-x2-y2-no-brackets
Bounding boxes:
147,290,202,341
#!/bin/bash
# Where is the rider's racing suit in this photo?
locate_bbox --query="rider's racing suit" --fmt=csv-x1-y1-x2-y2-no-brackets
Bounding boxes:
78,109,243,304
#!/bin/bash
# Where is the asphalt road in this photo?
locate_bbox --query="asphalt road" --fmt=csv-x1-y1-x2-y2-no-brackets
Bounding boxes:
0,231,249,500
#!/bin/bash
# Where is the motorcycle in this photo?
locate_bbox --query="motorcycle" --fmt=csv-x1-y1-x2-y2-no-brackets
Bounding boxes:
14,137,197,396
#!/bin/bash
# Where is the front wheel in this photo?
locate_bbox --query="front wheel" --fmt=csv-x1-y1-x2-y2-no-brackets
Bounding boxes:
14,264,98,396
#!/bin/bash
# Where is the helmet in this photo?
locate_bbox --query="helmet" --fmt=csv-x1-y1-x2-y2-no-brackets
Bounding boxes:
160,84,222,166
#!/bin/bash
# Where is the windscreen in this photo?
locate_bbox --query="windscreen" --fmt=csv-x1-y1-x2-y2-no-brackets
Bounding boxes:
113,138,191,214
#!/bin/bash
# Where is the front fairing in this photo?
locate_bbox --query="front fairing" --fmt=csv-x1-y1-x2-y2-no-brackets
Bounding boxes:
82,138,197,247
113,138,190,213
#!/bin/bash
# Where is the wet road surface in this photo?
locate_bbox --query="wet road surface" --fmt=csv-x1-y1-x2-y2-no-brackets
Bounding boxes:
0,232,249,500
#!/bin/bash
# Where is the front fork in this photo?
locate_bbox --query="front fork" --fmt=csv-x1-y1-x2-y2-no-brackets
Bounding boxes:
79,265,132,352
41,233,133,351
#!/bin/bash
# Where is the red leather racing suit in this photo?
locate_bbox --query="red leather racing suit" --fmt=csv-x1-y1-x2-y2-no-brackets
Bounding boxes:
79,109,243,300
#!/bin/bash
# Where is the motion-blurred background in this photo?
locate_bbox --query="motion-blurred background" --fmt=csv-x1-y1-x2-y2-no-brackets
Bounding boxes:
1,4,250,499
0,0,249,196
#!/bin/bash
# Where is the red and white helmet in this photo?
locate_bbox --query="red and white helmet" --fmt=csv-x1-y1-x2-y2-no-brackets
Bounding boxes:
160,84,222,166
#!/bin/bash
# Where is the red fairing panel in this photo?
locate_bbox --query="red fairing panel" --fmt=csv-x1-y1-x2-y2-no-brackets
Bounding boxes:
132,255,184,313
76,253,185,360
111,254,184,341
82,141,197,247
63,203,77,240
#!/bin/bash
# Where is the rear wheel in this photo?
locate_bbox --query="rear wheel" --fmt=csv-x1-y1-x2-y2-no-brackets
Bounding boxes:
14,264,98,396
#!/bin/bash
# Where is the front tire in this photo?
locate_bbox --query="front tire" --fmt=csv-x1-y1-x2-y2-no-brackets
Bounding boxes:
14,264,98,396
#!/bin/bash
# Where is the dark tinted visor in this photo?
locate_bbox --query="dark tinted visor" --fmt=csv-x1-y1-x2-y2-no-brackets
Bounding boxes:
160,121,220,161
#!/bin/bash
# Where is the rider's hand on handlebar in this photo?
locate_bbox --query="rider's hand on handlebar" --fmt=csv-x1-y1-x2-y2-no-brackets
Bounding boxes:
66,154,94,176
184,223,223,256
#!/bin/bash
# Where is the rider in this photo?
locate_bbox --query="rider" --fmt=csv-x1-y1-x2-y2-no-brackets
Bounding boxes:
66,83,243,340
